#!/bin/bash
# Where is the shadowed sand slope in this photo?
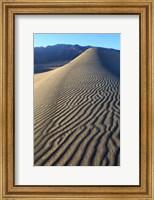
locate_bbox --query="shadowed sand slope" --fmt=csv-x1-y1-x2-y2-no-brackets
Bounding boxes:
34,48,120,166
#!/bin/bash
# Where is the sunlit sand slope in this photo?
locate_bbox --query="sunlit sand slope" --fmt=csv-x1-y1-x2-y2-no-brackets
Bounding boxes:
34,48,120,166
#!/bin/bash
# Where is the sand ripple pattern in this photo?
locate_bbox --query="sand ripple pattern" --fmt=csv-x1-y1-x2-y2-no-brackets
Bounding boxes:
34,48,120,166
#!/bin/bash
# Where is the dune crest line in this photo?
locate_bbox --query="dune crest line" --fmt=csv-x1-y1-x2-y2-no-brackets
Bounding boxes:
34,47,120,166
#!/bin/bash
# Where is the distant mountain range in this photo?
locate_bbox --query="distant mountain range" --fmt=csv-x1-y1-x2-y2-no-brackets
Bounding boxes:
34,44,92,63
34,44,119,74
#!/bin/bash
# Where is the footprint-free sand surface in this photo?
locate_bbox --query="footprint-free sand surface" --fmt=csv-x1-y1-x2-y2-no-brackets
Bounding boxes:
34,48,120,166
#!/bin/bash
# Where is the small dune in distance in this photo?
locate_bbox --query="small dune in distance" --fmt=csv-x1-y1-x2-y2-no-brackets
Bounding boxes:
34,44,120,166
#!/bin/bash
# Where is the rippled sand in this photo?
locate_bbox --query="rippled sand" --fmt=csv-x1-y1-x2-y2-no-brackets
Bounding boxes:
34,48,120,166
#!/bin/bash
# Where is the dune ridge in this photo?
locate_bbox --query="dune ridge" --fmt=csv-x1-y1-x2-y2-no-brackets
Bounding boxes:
34,48,120,166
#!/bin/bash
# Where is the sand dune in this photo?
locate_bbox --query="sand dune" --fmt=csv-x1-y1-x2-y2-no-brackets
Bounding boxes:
34,48,120,166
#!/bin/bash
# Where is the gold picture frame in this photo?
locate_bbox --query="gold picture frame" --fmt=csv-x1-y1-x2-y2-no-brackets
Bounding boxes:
0,0,154,199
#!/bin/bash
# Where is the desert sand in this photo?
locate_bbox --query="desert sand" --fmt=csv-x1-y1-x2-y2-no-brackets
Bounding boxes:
34,48,120,166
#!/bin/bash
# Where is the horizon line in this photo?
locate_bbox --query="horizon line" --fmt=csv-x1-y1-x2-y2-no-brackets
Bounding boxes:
34,43,120,51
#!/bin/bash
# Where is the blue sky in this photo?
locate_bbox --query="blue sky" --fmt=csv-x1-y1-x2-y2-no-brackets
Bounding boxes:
34,33,120,50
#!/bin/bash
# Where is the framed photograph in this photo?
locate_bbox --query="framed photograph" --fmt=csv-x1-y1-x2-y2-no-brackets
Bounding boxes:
0,0,154,199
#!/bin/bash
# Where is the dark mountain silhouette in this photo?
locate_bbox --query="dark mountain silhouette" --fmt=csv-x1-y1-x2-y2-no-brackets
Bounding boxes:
34,44,120,74
34,44,92,73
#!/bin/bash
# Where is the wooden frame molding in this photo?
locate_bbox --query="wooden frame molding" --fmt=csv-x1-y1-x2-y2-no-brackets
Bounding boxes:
0,0,153,199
